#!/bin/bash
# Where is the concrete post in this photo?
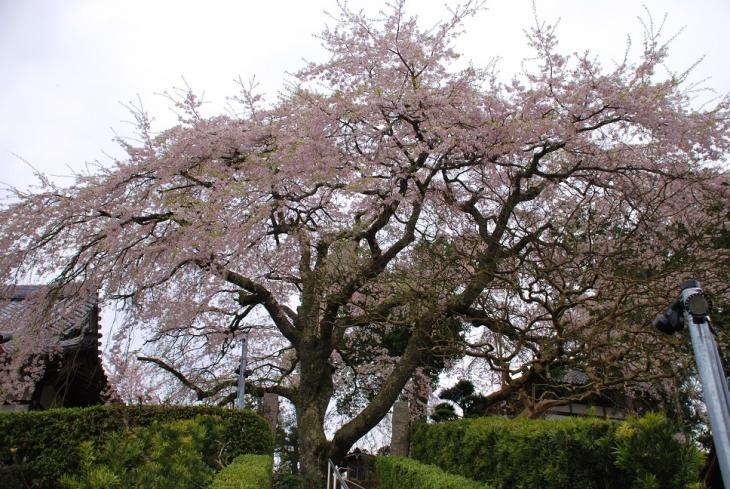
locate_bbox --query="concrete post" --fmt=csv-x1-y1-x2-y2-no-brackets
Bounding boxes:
261,393,279,433
391,401,410,456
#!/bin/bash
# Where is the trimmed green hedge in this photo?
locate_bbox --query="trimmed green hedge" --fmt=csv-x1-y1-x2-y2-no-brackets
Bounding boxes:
411,413,705,489
0,404,274,489
211,454,273,489
376,456,493,489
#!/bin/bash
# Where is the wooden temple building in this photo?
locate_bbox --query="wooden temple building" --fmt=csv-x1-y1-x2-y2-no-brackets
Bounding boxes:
0,285,109,411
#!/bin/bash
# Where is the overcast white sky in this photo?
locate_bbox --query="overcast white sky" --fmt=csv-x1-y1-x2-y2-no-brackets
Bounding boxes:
1,0,729,194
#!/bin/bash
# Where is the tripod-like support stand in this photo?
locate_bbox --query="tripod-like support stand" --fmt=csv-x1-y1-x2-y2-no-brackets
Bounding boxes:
654,279,730,487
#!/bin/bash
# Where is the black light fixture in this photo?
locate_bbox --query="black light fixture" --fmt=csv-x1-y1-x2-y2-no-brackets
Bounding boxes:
652,279,712,334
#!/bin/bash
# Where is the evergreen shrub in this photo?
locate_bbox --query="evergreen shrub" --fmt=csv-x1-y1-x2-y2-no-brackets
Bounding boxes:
0,404,273,489
613,413,706,489
376,456,493,489
410,413,704,489
210,454,273,489
59,417,216,489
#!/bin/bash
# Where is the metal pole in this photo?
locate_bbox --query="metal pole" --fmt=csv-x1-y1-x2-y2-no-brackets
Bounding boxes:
684,285,730,487
235,335,248,409
710,330,730,411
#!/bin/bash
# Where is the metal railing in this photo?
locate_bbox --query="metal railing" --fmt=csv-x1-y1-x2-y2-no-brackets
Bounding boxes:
326,459,356,489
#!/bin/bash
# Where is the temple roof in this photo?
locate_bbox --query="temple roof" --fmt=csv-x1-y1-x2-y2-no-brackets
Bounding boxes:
0,285,98,344
0,285,99,349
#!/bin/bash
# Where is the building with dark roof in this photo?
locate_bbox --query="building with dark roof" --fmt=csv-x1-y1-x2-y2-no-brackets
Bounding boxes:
0,285,109,411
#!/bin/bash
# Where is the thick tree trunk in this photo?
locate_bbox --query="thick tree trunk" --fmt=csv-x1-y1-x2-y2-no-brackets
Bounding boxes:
297,411,329,487
295,340,334,487
292,312,430,484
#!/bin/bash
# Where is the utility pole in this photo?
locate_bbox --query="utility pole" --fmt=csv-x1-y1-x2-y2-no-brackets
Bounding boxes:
235,335,248,409
654,279,730,487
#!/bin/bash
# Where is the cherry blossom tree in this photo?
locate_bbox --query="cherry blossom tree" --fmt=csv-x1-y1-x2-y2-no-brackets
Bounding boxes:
444,190,730,421
1,1,729,484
